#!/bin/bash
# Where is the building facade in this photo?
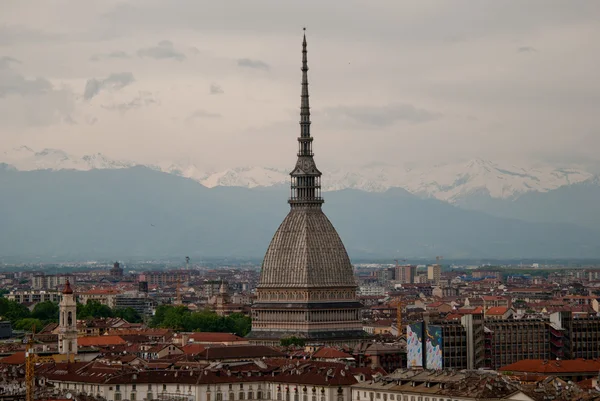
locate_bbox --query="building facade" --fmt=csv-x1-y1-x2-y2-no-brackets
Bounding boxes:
247,31,365,346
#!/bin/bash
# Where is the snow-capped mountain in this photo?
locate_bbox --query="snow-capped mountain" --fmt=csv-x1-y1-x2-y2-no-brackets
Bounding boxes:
1,146,133,171
0,146,596,203
192,159,595,202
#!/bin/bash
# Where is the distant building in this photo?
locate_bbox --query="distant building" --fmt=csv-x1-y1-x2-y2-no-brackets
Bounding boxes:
395,265,416,284
427,264,441,284
32,274,74,290
140,271,191,287
8,290,62,304
110,261,124,279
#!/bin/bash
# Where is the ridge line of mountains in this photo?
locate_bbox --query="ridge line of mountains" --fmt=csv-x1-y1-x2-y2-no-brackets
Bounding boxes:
1,162,599,261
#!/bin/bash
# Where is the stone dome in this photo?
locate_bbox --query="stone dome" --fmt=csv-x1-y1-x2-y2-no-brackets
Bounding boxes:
258,207,356,289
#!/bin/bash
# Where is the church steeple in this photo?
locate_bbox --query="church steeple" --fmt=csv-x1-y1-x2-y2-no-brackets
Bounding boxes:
289,28,323,207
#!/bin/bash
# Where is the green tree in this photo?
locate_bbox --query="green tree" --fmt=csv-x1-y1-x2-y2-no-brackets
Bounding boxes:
150,305,251,336
0,297,31,324
77,300,114,319
32,301,59,322
14,318,43,332
114,307,143,323
280,336,305,347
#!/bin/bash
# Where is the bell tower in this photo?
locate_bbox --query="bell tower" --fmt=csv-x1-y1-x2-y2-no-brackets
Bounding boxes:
58,280,78,359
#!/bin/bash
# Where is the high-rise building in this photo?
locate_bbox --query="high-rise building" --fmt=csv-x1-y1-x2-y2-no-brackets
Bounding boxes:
427,264,442,284
395,265,417,284
247,30,365,346
58,280,78,360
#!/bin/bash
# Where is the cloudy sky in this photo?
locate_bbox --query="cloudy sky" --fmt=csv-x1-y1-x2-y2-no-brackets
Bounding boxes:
1,0,599,171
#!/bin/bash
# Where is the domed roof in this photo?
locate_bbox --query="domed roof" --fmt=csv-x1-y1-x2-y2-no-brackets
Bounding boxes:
259,207,356,288
62,279,73,294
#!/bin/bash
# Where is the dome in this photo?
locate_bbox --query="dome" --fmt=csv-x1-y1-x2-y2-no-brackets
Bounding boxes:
259,207,356,288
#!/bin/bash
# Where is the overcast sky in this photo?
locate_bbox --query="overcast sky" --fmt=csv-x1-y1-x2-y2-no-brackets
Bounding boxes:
1,0,599,171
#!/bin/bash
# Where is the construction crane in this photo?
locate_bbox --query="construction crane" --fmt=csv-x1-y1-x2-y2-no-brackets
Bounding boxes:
25,325,36,401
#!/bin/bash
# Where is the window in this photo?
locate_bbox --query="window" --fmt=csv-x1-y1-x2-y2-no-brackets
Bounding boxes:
131,393,136,401
163,385,167,391
147,393,153,401
239,392,245,400
116,385,121,392
257,392,262,400
390,396,395,401
229,385,233,390
207,393,212,401
115,394,122,401
177,385,180,392
277,393,282,401
217,393,223,401
230,393,235,400
132,385,137,391
148,384,152,390
295,394,299,401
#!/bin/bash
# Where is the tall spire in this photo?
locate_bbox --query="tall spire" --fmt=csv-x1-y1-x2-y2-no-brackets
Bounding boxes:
289,28,323,207
300,28,310,140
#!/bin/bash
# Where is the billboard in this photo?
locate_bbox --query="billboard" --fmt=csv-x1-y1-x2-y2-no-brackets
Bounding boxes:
406,322,423,368
425,325,443,370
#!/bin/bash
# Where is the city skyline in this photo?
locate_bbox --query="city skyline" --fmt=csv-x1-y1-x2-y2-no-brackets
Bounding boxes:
2,1,600,171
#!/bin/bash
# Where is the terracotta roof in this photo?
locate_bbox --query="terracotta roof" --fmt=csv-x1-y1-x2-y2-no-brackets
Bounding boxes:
0,351,25,365
198,345,284,360
78,335,126,347
187,332,245,343
486,306,509,316
182,343,207,355
499,359,600,374
313,347,353,359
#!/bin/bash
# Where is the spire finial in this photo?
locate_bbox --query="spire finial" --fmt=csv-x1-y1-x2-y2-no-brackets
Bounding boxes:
288,29,323,207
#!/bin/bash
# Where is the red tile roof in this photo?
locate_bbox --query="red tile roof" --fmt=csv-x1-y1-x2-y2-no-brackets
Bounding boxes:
187,332,245,343
78,335,126,347
499,359,600,374
0,351,25,365
312,347,353,359
486,306,509,316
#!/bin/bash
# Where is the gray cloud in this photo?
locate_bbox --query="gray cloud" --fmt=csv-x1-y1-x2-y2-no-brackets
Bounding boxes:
187,109,221,119
137,40,185,61
0,63,74,127
90,50,130,61
321,104,442,127
518,46,537,53
237,58,269,70
0,56,21,69
0,67,53,97
83,72,135,100
210,83,224,95
102,91,158,113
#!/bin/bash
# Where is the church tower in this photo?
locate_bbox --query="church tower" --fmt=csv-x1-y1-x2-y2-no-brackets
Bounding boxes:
58,280,78,359
247,30,366,345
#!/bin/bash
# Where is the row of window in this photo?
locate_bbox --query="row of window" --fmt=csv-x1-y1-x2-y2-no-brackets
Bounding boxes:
357,392,455,401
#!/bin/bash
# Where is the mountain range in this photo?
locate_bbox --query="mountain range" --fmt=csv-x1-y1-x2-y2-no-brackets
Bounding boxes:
0,162,599,261
2,146,596,202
